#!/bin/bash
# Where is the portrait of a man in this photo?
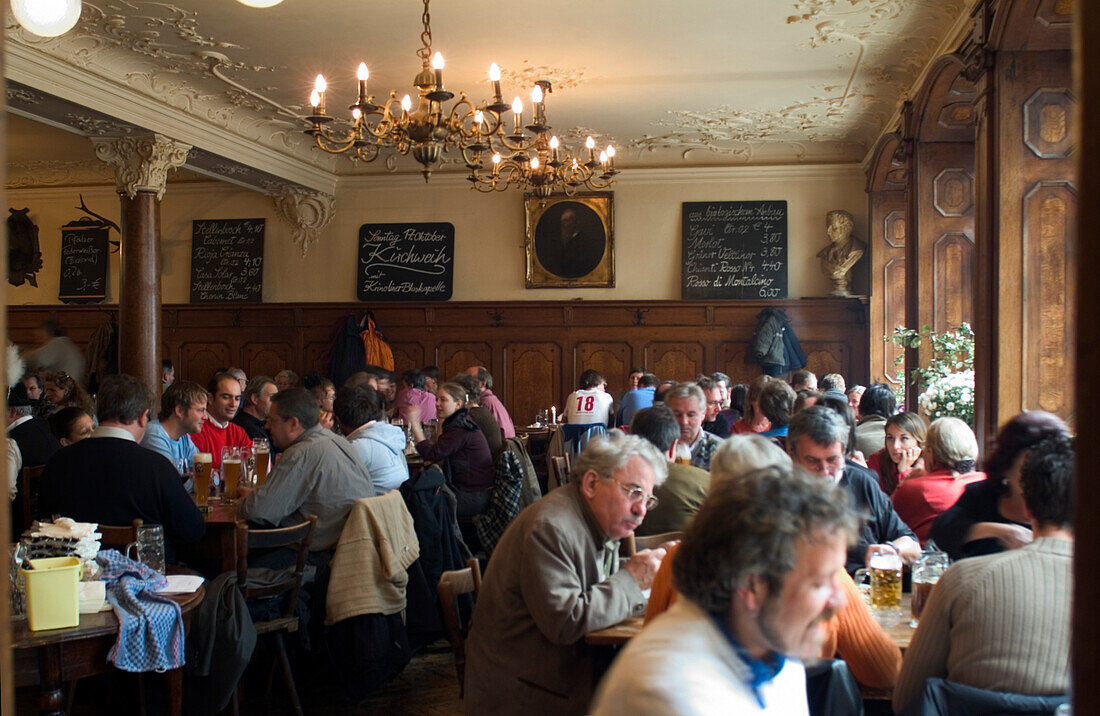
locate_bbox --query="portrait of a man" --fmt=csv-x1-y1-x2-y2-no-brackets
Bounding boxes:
525,193,614,288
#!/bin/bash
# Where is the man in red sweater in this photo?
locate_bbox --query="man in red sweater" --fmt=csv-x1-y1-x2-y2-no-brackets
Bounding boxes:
190,372,251,469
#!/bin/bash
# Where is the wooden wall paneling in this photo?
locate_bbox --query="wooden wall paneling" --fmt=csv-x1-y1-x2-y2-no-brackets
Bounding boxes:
302,340,331,376
390,342,426,377
242,342,293,381
574,342,631,396
506,342,561,427
717,344,759,387
645,341,705,383
883,258,907,383
867,132,910,386
438,342,494,387
932,232,975,331
179,342,230,385
801,342,849,380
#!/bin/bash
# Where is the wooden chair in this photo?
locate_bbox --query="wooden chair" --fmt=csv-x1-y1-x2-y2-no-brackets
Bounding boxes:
17,464,46,535
437,558,482,698
97,519,144,551
621,531,684,558
232,515,317,716
548,455,571,490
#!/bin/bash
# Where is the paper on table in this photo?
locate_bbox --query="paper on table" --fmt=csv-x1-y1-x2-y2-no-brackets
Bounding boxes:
158,574,205,595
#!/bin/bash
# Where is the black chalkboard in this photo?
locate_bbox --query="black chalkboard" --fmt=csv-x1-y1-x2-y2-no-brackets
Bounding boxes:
189,218,264,303
59,224,108,304
357,222,454,302
681,201,788,300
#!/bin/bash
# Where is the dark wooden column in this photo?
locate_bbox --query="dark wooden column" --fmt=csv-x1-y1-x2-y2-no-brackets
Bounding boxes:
119,191,161,391
90,134,190,396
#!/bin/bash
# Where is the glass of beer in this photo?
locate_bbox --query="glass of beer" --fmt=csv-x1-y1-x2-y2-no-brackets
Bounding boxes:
855,546,903,625
253,438,270,486
222,446,243,501
910,549,950,627
194,452,213,509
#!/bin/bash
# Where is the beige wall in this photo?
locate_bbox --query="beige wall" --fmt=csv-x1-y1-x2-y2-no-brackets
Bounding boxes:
7,163,866,305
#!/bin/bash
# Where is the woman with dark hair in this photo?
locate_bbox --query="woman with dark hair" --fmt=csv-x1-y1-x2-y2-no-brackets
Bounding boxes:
854,383,897,457
866,412,928,495
720,383,747,425
47,406,94,446
408,382,494,517
729,376,772,435
42,370,95,416
452,374,504,455
930,410,1071,560
891,417,984,544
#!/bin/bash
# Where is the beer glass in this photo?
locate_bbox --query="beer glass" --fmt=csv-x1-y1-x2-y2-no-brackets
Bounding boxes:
910,549,950,627
222,446,243,501
855,545,903,625
126,524,166,574
253,438,271,486
193,452,213,508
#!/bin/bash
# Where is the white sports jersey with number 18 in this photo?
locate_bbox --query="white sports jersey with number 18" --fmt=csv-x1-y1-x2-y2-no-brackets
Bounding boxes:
565,388,614,426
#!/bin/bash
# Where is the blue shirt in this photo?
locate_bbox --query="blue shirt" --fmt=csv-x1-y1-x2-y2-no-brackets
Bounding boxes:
140,420,198,474
617,386,656,427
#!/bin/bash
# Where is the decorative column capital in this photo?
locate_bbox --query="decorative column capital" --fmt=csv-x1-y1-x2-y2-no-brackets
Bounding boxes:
272,186,336,257
90,134,191,200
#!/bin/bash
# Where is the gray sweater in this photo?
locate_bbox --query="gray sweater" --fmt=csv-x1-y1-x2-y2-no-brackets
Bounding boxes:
893,537,1073,711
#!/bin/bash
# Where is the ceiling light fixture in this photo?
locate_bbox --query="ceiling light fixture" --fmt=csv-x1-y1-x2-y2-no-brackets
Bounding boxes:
305,0,618,196
10,0,83,37
236,0,285,7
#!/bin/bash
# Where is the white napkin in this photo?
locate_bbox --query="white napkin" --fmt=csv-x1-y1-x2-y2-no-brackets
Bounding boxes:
157,574,205,595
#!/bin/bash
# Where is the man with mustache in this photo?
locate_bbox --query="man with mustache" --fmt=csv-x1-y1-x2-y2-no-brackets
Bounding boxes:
591,464,855,715
464,432,670,715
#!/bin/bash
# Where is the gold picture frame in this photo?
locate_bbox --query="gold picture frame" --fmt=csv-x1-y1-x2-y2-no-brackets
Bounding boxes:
525,192,614,288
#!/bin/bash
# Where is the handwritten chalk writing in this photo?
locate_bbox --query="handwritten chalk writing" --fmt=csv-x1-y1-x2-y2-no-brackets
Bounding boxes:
59,227,109,303
190,219,264,303
681,201,787,299
357,222,454,302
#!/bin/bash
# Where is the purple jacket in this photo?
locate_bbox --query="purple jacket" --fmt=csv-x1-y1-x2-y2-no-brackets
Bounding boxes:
415,409,494,492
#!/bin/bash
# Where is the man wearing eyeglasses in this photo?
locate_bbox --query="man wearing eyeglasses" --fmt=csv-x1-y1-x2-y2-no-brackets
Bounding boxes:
464,432,671,716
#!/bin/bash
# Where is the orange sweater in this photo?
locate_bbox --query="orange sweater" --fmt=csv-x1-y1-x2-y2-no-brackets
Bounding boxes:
645,543,902,688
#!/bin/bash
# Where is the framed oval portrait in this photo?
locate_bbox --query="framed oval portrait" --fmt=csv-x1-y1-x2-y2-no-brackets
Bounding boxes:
525,192,614,288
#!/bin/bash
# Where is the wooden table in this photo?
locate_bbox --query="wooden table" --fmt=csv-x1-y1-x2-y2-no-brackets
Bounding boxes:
12,583,205,716
179,496,240,574
585,594,916,650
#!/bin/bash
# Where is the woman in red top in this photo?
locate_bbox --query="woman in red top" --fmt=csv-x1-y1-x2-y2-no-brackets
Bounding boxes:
728,374,773,435
891,417,984,544
866,412,928,495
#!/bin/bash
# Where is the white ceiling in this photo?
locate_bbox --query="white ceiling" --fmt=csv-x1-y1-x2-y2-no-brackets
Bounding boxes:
5,0,972,190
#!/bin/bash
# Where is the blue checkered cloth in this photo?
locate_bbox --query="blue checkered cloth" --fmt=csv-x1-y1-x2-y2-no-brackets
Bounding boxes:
96,549,185,673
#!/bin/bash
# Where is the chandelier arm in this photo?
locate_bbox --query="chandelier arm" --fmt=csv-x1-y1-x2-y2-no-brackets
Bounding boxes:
312,131,359,154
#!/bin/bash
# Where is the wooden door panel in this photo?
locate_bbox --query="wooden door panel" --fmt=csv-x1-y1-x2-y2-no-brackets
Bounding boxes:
802,342,849,381
717,344,758,386
180,342,230,386
438,343,493,386
390,343,426,375
506,342,560,427
242,343,293,382
575,342,631,396
645,342,704,383
303,340,331,377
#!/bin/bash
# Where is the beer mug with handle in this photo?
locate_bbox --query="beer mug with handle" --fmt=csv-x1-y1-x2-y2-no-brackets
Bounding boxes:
126,524,166,574
910,546,950,627
854,544,903,625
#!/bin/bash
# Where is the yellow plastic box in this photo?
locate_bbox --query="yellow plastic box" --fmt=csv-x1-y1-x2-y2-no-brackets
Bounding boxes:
21,556,82,631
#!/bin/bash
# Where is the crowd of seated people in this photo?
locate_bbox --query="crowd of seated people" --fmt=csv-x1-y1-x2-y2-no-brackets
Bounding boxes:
4,329,1077,714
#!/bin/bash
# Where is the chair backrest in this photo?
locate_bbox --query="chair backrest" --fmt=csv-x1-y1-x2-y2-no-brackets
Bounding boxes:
235,515,317,619
98,519,143,550
548,455,571,490
18,464,46,535
437,558,482,698
620,531,684,558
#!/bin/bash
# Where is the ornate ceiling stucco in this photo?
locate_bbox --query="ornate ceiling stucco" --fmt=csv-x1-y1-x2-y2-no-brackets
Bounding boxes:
6,0,972,185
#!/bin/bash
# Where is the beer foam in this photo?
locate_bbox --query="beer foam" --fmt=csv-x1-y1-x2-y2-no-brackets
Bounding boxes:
869,552,902,570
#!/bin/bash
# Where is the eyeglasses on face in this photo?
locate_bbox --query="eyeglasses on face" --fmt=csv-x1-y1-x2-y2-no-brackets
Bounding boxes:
609,476,658,510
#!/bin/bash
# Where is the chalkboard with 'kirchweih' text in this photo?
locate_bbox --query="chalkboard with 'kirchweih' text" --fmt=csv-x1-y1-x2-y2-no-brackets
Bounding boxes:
357,222,454,301
681,201,788,300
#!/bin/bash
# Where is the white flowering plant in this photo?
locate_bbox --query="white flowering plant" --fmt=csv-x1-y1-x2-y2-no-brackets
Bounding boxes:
886,322,974,426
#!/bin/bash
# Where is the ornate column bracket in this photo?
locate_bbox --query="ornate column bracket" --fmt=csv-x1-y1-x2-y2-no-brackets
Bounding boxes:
90,134,191,200
271,186,336,257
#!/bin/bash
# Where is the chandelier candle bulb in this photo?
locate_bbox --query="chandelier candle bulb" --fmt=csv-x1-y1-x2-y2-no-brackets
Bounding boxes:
550,135,560,162
489,63,503,104
586,135,597,163
432,52,444,90
401,94,412,119
356,62,369,104
492,152,502,175
606,144,616,169
313,74,327,115
512,97,523,135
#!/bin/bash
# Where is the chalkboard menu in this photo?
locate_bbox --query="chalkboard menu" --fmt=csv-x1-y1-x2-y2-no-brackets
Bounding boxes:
190,218,264,303
357,222,454,302
681,201,788,300
59,223,108,304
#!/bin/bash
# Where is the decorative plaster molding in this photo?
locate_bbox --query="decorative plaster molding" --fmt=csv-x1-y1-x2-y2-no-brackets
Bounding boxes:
90,133,192,199
271,186,336,257
6,160,113,188
6,86,45,104
66,113,134,135
499,62,586,90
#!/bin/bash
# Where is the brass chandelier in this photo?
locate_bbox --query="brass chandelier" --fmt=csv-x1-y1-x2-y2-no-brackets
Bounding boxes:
304,0,618,196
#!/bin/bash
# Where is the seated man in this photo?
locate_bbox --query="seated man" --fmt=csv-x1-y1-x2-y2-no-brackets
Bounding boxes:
141,380,206,478
788,406,919,573
333,384,410,493
697,376,731,439
38,374,204,562
237,388,376,553
855,383,896,458
233,375,277,443
616,372,658,427
190,372,252,470
7,381,61,472
565,369,614,426
591,463,855,715
465,365,515,438
392,368,437,424
893,433,1074,712
665,383,723,470
464,433,669,714
789,368,817,392
630,405,709,536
